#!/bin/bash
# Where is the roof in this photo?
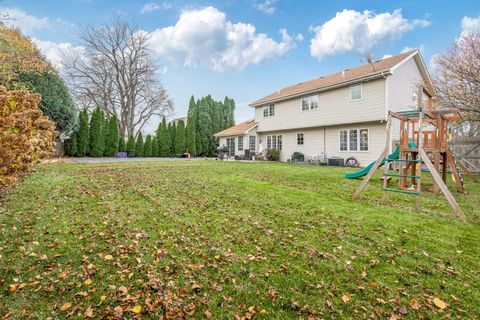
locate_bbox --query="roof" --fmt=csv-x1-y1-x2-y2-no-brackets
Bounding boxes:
214,120,258,137
250,50,418,107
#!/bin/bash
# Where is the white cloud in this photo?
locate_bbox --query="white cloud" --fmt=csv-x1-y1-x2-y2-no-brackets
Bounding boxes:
0,7,50,35
309,9,430,61
461,15,480,33
254,0,277,16
141,2,160,14
148,6,301,71
33,38,85,70
382,54,393,59
141,1,171,14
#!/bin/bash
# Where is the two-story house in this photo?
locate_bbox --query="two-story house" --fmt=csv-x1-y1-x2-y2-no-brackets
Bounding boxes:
214,49,433,165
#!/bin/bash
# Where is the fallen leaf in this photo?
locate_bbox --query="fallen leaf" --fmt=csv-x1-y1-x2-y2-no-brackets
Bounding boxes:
100,295,107,302
410,299,421,310
119,285,128,295
204,309,212,319
60,302,72,311
131,305,142,314
342,295,350,303
114,306,123,317
8,284,17,292
192,284,201,291
433,297,447,310
84,279,92,285
84,307,93,318
104,254,113,260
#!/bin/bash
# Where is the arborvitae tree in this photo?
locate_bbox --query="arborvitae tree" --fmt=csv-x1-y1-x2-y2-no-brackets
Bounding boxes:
144,135,153,157
135,132,144,157
127,134,135,157
168,122,176,154
151,136,159,157
65,132,78,156
197,97,211,156
158,118,170,157
224,97,236,128
89,107,104,157
105,115,119,156
185,112,196,156
209,101,220,156
99,109,106,154
175,120,186,154
77,109,89,156
118,136,126,152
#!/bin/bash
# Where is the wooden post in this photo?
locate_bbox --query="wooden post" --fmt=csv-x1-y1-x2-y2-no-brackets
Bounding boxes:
442,152,448,183
456,160,479,183
446,149,465,193
354,118,391,199
420,149,465,219
433,151,440,194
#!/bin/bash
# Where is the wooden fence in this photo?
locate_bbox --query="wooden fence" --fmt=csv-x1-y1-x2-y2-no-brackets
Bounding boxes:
449,137,480,172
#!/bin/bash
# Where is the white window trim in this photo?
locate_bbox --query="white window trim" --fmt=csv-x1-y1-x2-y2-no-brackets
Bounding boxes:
263,104,275,117
350,83,363,101
266,135,282,150
338,128,369,152
297,133,304,145
300,94,319,112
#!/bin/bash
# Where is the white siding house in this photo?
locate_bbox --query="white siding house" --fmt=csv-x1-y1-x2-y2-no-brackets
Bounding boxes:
215,49,434,166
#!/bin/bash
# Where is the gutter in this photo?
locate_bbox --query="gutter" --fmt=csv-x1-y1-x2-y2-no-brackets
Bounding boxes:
249,70,392,107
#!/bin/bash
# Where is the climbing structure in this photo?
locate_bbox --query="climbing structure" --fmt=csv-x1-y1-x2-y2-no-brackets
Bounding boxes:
352,86,477,219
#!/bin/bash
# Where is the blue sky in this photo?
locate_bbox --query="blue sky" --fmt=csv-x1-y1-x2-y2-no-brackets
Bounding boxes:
2,0,480,133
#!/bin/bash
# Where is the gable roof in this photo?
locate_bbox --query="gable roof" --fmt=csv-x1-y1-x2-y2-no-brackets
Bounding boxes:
214,120,258,137
250,50,424,107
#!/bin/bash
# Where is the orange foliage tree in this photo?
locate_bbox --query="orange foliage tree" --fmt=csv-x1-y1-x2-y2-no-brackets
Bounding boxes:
0,86,57,186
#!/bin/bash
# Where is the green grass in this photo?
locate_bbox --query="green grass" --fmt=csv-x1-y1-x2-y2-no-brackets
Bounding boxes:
0,160,479,319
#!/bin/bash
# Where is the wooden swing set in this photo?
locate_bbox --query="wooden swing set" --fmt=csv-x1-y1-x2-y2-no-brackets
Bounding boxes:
353,85,478,219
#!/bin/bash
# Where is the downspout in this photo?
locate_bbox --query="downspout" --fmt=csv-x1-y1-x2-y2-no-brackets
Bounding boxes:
323,126,326,161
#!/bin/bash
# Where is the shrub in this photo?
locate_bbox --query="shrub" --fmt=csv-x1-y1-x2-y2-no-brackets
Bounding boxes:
266,149,281,161
151,136,159,157
118,136,126,152
0,86,57,186
135,132,144,157
77,110,89,156
104,115,119,156
144,135,152,157
126,135,135,157
64,133,78,156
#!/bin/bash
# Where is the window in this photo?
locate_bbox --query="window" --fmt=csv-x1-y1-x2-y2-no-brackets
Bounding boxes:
360,129,368,151
226,137,235,156
249,136,256,151
340,130,348,151
301,95,319,111
269,104,275,116
238,136,243,151
350,83,362,100
266,135,282,150
263,104,275,117
349,130,358,151
297,133,304,145
339,128,369,151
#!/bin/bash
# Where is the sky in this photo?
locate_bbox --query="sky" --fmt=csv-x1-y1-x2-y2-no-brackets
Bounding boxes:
1,0,480,134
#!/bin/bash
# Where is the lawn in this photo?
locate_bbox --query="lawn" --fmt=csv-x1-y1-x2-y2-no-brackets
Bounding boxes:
0,160,479,319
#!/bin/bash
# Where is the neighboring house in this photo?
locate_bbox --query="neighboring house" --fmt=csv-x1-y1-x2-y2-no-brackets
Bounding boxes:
215,49,434,165
169,116,188,125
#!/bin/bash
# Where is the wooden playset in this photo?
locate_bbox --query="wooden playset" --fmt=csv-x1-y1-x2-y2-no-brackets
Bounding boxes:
352,85,478,219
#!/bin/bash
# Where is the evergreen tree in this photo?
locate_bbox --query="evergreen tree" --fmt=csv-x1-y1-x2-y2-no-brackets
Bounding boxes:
99,109,106,155
197,97,212,156
104,115,119,156
135,132,144,157
65,132,78,156
127,134,135,157
175,120,186,154
77,109,89,156
185,112,196,156
168,122,176,154
194,100,203,156
89,107,104,157
144,135,153,157
158,118,170,157
118,136,126,152
151,136,159,156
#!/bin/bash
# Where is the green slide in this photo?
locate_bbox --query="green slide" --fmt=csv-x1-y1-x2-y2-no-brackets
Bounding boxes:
344,143,416,179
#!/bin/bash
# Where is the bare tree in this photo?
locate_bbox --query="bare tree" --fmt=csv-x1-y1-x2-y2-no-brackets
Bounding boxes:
433,32,480,136
62,18,173,137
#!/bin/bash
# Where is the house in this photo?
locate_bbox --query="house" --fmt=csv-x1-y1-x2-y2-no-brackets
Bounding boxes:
214,49,434,165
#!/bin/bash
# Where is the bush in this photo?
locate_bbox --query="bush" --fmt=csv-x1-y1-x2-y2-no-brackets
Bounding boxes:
126,135,135,157
266,149,281,161
0,86,57,186
135,132,144,157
